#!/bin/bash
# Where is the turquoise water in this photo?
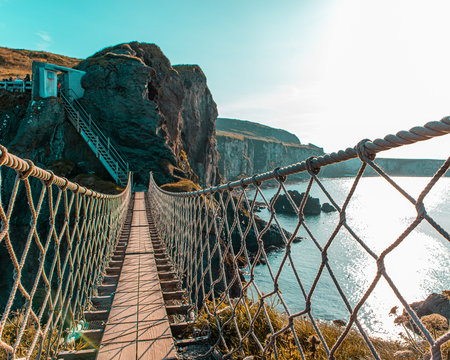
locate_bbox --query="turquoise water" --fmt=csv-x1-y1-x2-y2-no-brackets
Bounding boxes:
248,177,450,338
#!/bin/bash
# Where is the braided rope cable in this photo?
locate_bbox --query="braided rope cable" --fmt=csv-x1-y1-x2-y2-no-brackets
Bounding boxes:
0,145,121,199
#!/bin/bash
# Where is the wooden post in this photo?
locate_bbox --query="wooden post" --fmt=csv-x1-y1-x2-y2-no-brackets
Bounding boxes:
89,114,92,128
96,136,99,157
107,138,110,151
76,113,80,132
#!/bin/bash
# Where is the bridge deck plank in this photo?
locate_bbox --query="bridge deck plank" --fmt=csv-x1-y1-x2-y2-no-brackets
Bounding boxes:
97,192,177,360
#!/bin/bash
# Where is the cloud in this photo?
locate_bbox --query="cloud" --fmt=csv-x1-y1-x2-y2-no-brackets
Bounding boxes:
35,31,52,50
36,31,51,43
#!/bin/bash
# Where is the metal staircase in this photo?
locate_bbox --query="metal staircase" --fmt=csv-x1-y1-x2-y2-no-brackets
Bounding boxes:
60,90,129,185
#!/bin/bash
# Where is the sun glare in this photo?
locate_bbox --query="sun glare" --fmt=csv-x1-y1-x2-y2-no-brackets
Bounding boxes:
302,0,450,157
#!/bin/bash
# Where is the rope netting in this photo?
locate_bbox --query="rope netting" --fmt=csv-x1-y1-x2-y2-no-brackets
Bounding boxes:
0,145,131,359
148,117,450,360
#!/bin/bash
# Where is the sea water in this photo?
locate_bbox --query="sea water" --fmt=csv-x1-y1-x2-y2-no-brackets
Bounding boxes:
248,176,450,338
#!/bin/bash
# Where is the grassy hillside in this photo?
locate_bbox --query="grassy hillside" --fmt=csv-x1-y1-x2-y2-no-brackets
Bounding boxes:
0,47,80,78
216,117,301,144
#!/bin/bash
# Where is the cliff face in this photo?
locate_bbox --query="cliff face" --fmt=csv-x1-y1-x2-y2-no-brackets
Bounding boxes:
175,65,218,186
76,42,219,186
216,118,324,181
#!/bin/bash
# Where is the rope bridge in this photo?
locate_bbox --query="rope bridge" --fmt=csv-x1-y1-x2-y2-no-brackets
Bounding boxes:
148,117,450,360
0,116,448,359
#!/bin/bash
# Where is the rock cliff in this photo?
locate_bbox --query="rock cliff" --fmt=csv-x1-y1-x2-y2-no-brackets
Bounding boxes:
175,65,218,186
216,118,324,181
76,42,219,186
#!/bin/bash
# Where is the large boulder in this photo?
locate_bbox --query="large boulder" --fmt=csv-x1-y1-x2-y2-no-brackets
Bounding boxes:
321,202,336,213
76,42,219,187
272,190,321,216
410,293,450,320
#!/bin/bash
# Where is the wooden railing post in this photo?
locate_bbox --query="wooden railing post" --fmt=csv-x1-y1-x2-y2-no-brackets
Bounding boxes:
76,113,80,132
107,138,110,151
96,136,99,157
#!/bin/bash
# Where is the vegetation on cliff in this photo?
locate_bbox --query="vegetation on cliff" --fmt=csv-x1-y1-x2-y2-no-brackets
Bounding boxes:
216,118,302,144
197,295,450,359
0,46,80,78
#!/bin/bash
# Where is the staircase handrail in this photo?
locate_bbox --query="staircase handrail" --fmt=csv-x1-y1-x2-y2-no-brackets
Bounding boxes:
67,89,129,172
61,91,129,174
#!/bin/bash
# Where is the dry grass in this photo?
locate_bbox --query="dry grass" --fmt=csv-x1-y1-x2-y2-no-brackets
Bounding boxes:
197,299,428,360
0,309,87,360
0,46,80,78
160,179,202,193
216,131,318,150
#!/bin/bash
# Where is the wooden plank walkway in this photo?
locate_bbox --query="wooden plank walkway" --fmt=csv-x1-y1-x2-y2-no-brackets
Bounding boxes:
97,192,177,360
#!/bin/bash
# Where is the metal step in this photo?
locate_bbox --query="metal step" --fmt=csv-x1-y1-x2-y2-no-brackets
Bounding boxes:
176,335,209,347
84,310,109,321
170,321,197,337
165,304,191,315
58,349,97,359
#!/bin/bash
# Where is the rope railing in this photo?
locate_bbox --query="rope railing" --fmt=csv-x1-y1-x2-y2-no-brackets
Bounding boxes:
147,117,450,360
0,144,131,359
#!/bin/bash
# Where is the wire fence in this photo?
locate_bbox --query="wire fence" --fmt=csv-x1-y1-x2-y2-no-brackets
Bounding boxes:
147,117,450,360
0,144,131,359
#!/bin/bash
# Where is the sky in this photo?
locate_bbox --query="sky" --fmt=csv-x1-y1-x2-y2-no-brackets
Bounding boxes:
0,0,449,159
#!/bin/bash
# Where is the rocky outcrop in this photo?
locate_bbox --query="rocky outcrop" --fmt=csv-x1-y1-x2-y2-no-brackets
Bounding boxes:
321,202,337,213
271,191,337,215
216,118,323,182
394,293,450,336
272,190,322,216
409,293,450,320
76,42,219,186
223,193,301,256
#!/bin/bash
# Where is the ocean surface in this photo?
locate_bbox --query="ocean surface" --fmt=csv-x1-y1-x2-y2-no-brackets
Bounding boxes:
247,176,450,339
